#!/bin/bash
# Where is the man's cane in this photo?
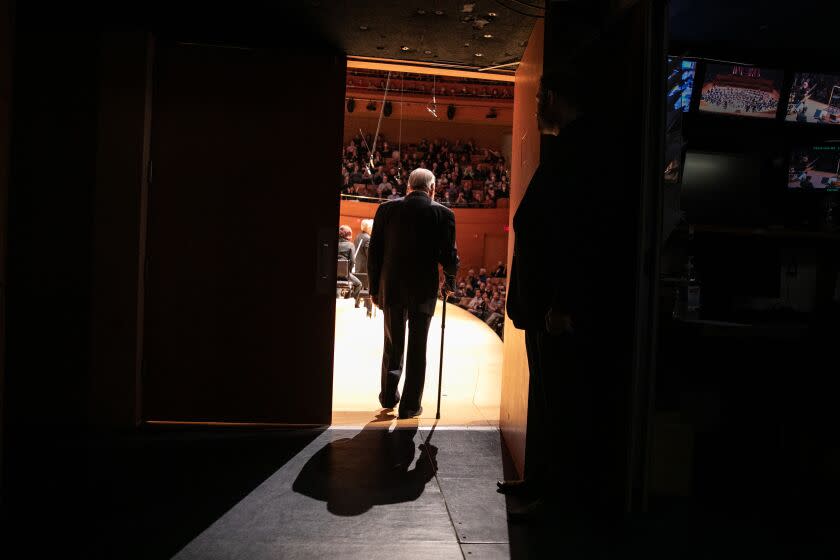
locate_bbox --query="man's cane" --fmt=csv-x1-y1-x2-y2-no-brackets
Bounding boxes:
436,293,447,420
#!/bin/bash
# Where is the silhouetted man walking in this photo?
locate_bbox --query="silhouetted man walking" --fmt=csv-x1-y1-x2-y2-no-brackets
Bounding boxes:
368,168,459,419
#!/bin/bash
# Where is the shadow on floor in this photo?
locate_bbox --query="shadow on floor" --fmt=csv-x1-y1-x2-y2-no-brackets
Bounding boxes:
1,426,325,560
293,411,438,516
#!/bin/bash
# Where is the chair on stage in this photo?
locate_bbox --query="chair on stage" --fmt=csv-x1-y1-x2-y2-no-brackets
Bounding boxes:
336,259,376,317
336,258,352,298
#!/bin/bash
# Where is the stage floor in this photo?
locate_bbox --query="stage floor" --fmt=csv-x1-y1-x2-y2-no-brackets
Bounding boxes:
331,297,503,428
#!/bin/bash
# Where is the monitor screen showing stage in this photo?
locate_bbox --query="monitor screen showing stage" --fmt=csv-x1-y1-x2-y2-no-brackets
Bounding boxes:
785,72,840,125
788,144,840,190
698,64,783,119
667,57,696,113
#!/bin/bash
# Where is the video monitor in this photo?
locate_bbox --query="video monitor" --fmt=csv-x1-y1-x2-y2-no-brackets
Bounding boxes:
698,64,783,119
667,57,696,113
682,151,767,225
785,72,840,125
787,144,840,191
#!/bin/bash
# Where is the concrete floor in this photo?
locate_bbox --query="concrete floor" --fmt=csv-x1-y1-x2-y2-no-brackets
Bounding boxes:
170,413,509,559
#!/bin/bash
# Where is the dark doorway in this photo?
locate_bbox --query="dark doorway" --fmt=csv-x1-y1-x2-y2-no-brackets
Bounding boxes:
142,41,346,424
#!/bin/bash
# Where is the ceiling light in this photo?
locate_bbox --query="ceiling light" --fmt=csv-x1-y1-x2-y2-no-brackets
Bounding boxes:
359,25,369,30
488,12,497,17
434,10,444,15
417,9,426,15
401,46,410,51
424,50,432,55
483,33,493,38
474,52,483,57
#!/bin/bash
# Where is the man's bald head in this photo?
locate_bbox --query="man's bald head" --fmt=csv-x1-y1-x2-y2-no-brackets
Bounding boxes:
408,168,435,193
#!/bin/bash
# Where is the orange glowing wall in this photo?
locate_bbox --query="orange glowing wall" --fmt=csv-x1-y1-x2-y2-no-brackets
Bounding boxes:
339,199,509,276
500,20,544,477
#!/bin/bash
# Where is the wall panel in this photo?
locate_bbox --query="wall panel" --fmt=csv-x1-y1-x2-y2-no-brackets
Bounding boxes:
500,20,544,477
339,199,508,276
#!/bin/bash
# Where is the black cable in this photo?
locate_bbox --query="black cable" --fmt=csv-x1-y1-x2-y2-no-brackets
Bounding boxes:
492,0,545,18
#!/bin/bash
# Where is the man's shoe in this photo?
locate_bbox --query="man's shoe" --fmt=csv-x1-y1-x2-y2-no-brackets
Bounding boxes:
496,478,535,496
398,406,423,419
354,300,361,308
506,496,547,523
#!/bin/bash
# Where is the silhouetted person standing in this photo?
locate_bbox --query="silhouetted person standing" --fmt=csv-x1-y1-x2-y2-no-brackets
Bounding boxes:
503,64,635,522
368,168,459,419
338,225,362,302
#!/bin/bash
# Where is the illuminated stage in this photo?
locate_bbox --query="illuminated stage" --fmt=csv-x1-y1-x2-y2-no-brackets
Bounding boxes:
332,297,503,428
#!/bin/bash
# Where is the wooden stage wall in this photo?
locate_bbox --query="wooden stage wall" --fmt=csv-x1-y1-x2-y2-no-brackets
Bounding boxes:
500,20,544,477
339,199,509,276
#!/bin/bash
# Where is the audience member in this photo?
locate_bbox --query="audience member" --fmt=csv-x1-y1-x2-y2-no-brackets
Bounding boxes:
492,261,507,277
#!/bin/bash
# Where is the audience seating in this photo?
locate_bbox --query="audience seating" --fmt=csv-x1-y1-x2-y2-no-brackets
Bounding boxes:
343,137,509,209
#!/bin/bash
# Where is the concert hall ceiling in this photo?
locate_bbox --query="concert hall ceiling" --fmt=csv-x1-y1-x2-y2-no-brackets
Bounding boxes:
302,0,544,72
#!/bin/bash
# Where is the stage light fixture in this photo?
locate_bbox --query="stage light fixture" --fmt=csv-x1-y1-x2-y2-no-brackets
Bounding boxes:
346,98,355,112
366,101,377,111
485,107,497,119
447,104,456,120
383,101,392,117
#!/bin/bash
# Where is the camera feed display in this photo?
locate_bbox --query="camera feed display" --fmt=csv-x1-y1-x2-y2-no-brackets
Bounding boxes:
788,145,840,191
786,72,840,125
699,64,783,119
667,57,696,113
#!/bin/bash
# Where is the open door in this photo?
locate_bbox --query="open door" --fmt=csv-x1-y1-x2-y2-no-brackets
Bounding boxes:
142,41,345,425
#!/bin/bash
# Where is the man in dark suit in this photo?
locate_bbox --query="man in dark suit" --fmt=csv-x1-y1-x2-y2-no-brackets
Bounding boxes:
501,63,636,522
368,168,459,419
338,225,362,302
353,218,372,311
